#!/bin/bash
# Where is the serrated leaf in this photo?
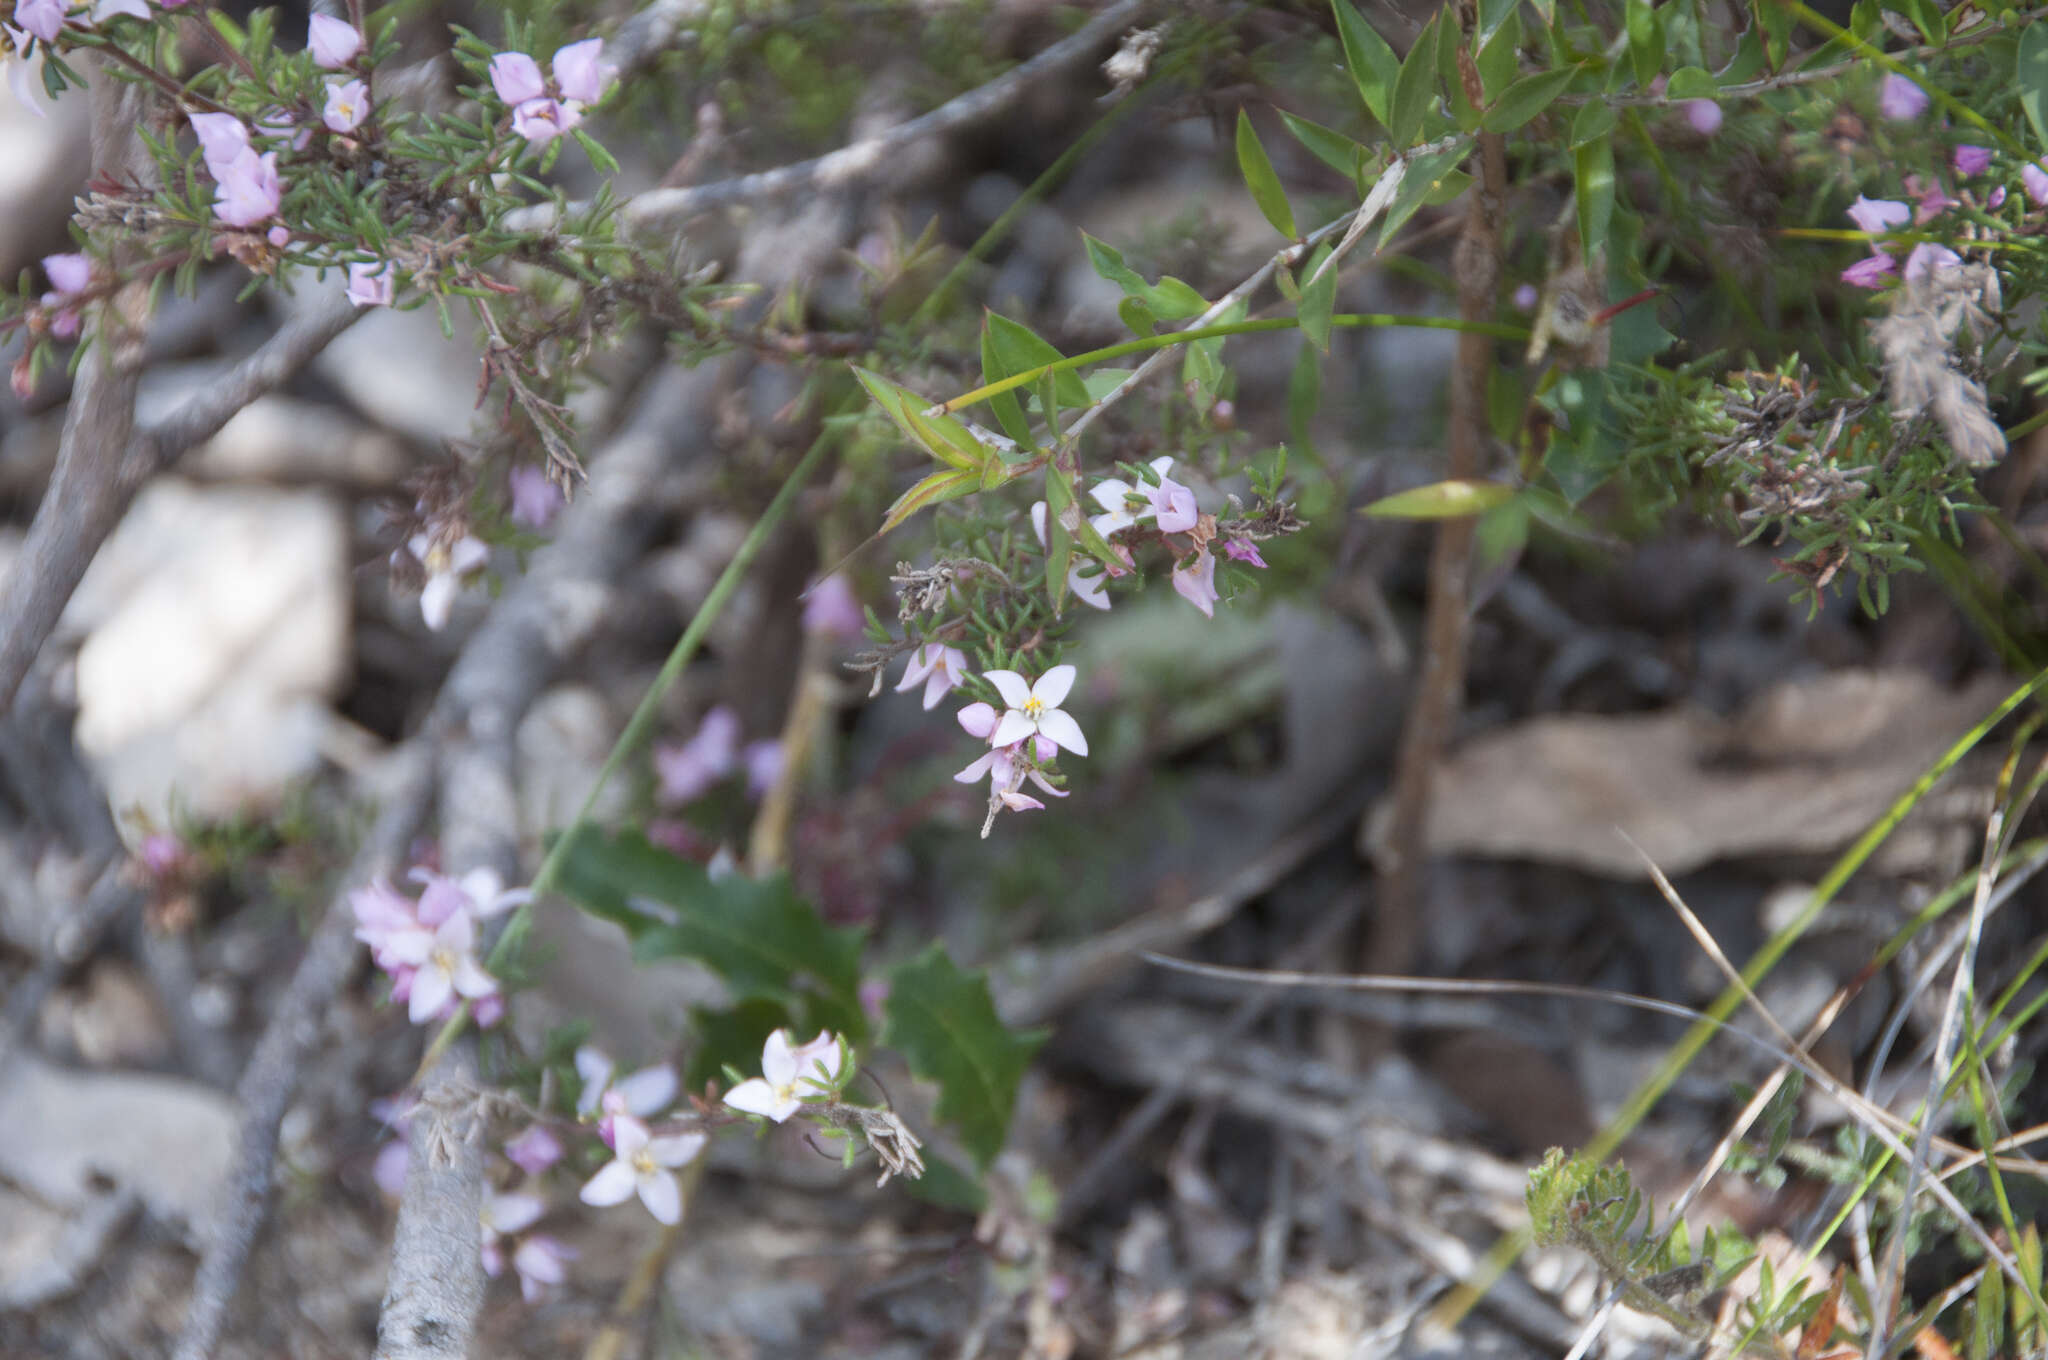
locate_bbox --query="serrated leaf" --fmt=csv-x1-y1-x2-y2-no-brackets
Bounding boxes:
1361,478,1517,518
1279,109,1365,179
1664,64,1716,98
1332,0,1402,126
854,367,982,471
2021,22,2048,151
1482,65,1578,132
883,945,1046,1170
1389,12,1440,147
880,465,981,534
1625,0,1662,86
985,312,1091,411
1755,0,1794,67
555,827,867,1041
1236,109,1298,239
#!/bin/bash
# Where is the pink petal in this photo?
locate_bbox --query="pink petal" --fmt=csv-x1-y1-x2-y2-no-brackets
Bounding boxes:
956,701,998,740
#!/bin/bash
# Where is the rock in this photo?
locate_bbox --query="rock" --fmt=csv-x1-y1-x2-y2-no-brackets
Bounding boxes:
0,62,90,281
286,284,480,445
0,1052,235,1240
64,479,351,830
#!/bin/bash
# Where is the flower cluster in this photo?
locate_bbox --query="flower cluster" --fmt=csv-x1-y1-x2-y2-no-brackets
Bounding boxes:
488,39,616,150
953,665,1087,835
349,868,528,1024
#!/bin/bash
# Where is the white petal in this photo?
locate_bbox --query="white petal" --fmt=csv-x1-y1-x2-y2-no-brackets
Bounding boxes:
1088,478,1133,512
574,1047,614,1113
982,670,1032,708
637,1169,682,1224
1069,565,1111,611
1031,664,1076,708
382,926,433,967
578,1160,637,1207
1089,510,1133,539
1034,708,1088,757
419,573,459,631
616,1064,678,1116
610,1115,650,1158
407,967,453,1023
759,1029,799,1085
723,1078,796,1122
955,751,999,783
488,1192,546,1234
990,711,1037,748
1147,455,1175,477
1029,501,1049,547
648,1132,707,1168
449,954,498,1000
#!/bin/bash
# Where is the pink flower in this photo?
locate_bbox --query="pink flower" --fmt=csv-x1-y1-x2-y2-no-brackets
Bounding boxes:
802,574,866,639
212,148,282,227
724,1030,844,1123
578,1115,706,1225
510,97,579,147
552,38,615,105
504,1124,564,1176
1878,73,1927,121
895,643,968,710
380,908,498,1024
479,1190,545,1276
1903,242,1961,280
1087,456,1176,537
573,1045,678,1120
859,977,890,1021
323,77,369,133
1512,283,1539,310
345,259,393,307
2024,160,2048,207
1223,537,1267,568
308,13,361,68
40,252,90,340
1952,145,1992,177
1146,476,1199,533
984,665,1088,756
190,112,251,180
1846,195,1910,235
1682,99,1722,135
653,705,740,805
489,51,546,105
507,464,564,529
512,1236,575,1303
1988,186,2006,210
409,866,528,925
372,1138,409,1196
138,830,185,876
1840,253,1896,288
266,225,291,248
1910,178,1956,223
742,739,782,801
350,877,423,970
16,0,65,43
1172,549,1220,618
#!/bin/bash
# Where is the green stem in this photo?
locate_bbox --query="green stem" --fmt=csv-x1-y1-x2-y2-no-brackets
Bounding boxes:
414,425,839,1080
938,313,1530,413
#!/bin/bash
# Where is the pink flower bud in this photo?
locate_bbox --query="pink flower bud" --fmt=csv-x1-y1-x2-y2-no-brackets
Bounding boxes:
308,13,362,69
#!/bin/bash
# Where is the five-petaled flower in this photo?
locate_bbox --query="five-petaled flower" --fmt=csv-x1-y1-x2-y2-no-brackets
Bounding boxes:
724,1029,844,1123
323,77,369,133
985,665,1088,756
578,1114,706,1225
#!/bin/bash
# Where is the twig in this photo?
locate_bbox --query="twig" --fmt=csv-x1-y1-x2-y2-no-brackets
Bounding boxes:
374,1040,488,1360
170,740,437,1360
0,287,363,717
506,0,1149,234
1370,16,1506,977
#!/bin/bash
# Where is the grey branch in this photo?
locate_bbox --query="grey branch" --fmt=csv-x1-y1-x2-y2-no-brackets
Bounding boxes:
374,1042,488,1360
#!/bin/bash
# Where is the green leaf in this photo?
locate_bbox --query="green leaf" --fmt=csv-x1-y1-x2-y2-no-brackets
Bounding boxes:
1183,299,1244,403
1389,13,1441,147
1755,0,1795,68
984,312,1091,410
1482,65,1578,132
1664,65,1716,98
1624,0,1663,86
1081,235,1209,321
1479,0,1520,42
1287,338,1322,459
1569,97,1615,147
1572,129,1615,259
1332,0,1402,126
1299,247,1338,353
1543,367,1619,503
555,827,867,1041
1901,0,1945,44
1379,143,1469,246
1235,110,1299,239
853,367,983,472
1280,110,1367,181
883,946,1046,1171
879,465,980,534
1117,296,1159,337
1043,463,1077,611
1476,8,1523,101
572,128,621,175
980,319,1033,447
1361,478,1518,519
2021,22,2048,151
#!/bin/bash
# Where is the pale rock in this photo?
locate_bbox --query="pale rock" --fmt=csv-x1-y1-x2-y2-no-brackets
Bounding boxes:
285,283,479,444
0,58,90,280
64,479,350,829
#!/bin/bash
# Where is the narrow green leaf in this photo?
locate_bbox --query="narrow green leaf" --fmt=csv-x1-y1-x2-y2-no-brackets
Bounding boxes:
1482,65,1578,132
1479,0,1520,42
1332,0,1402,126
879,466,980,534
1279,109,1365,179
555,827,867,1041
1235,109,1299,239
1378,143,1469,245
1043,464,1076,610
2021,22,2048,151
1901,0,1945,44
1299,245,1338,352
883,946,1047,1171
1755,0,1794,67
853,367,981,471
1572,129,1615,259
572,128,620,175
1664,65,1716,98
1286,338,1322,459
1624,0,1662,86
1361,478,1517,519
1475,8,1523,102
980,318,1033,446
1569,98,1615,147
984,312,1091,409
1389,13,1441,147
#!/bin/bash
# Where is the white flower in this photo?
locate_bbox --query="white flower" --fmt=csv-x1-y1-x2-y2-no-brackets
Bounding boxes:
577,1115,706,1225
723,1029,844,1123
408,532,489,631
895,643,969,710
382,909,497,1024
573,1045,678,1119
479,1191,545,1276
983,665,1088,756
1086,455,1176,537
1028,502,1115,611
